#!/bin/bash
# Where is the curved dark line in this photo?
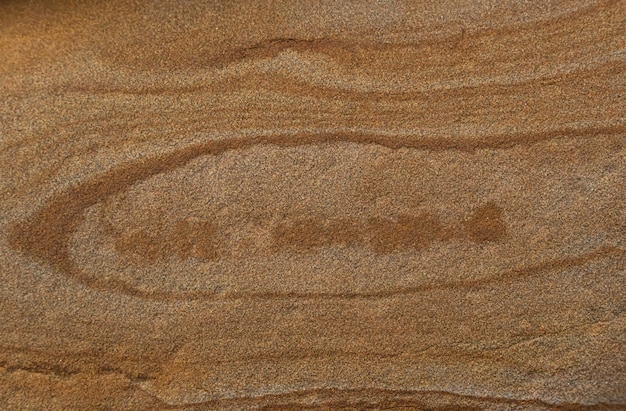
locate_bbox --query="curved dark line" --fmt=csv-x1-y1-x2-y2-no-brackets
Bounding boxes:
24,1,619,99
172,0,616,71
154,386,626,410
66,58,625,103
7,125,626,301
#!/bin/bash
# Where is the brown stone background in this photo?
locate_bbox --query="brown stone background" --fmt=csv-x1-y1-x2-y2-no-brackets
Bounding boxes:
1,0,625,409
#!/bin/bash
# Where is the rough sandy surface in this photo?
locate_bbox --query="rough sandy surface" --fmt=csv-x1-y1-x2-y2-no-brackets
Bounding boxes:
1,1,625,409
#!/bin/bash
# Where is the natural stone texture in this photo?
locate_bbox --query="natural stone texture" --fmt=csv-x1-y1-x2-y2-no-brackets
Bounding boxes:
1,1,624,409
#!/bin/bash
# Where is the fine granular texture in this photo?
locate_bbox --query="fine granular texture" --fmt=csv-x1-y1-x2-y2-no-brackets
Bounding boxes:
1,1,625,410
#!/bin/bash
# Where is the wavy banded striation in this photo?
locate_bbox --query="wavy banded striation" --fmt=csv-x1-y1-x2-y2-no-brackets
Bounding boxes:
1,0,625,409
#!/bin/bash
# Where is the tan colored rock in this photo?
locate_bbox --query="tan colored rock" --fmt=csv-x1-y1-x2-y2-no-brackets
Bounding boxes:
1,1,624,409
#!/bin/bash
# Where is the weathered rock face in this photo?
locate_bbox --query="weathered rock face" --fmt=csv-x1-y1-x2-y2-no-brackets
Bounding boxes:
1,1,624,410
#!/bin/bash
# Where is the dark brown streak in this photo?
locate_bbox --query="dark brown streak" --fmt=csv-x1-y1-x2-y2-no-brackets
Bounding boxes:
63,59,625,103
168,0,616,71
7,125,626,301
156,386,626,410
37,1,621,99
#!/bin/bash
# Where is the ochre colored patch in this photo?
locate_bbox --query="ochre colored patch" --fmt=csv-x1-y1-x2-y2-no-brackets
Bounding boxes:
115,219,223,262
464,202,507,242
271,217,363,251
367,213,443,254
171,219,222,261
272,213,444,254
115,229,166,262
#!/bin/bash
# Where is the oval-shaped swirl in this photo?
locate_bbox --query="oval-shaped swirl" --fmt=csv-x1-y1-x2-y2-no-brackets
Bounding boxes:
8,126,625,300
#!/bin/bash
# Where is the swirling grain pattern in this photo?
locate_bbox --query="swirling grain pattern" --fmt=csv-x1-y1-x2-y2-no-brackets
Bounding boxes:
1,1,625,410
